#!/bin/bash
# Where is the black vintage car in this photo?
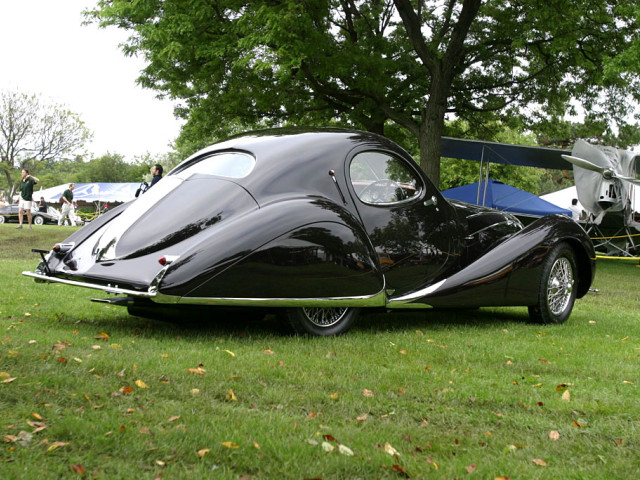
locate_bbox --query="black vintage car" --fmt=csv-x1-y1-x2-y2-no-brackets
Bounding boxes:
0,203,59,225
24,129,595,335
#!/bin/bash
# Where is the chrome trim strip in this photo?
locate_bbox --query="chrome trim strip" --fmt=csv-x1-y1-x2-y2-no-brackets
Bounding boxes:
22,270,386,307
387,279,446,305
153,289,387,307
22,271,155,298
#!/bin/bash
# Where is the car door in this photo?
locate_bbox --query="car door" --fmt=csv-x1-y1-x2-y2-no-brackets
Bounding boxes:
347,150,460,299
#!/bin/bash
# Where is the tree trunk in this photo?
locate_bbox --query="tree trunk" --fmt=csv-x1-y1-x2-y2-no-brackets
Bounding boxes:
418,86,449,188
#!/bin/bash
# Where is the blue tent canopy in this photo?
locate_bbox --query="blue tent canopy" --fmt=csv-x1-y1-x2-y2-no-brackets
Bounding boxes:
38,183,140,203
442,179,571,217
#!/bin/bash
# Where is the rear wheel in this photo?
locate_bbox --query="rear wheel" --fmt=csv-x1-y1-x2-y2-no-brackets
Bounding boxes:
528,242,577,324
33,215,44,225
285,307,359,336
0,216,5,224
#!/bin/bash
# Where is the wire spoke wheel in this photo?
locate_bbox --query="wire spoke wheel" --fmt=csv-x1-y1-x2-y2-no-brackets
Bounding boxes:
528,242,577,324
301,307,349,328
285,306,360,336
546,257,574,316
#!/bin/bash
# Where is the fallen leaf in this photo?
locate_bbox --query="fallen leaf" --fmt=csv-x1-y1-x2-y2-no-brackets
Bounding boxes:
221,441,238,449
119,386,133,395
253,441,260,450
0,372,10,379
338,444,354,456
188,367,206,375
167,416,180,423
465,463,477,473
383,442,399,456
1,377,16,384
549,430,560,441
555,383,572,391
392,464,410,478
224,350,235,357
191,389,200,394
356,413,368,424
561,390,571,402
96,331,110,341
263,349,274,355
400,350,408,355
135,379,149,389
32,413,43,420
47,441,70,452
197,448,210,458
70,464,85,475
362,388,374,398
91,345,102,350
532,458,547,466
330,392,339,400
321,441,334,452
226,389,237,402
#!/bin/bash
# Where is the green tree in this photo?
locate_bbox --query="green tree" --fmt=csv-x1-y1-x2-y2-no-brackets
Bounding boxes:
87,1,640,185
0,90,91,194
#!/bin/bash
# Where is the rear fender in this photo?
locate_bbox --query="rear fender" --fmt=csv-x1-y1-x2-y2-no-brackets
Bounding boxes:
159,197,383,302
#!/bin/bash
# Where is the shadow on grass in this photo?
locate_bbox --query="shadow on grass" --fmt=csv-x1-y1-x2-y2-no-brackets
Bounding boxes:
60,304,531,340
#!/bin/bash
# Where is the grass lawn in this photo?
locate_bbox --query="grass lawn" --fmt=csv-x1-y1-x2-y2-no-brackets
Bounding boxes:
1,224,639,479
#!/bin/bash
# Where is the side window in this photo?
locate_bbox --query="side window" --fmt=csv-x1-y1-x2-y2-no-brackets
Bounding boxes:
350,151,422,205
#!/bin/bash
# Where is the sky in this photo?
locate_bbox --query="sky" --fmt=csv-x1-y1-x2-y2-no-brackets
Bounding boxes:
0,0,182,161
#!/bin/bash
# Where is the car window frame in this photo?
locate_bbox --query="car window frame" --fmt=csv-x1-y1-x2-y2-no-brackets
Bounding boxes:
170,150,256,180
347,149,427,207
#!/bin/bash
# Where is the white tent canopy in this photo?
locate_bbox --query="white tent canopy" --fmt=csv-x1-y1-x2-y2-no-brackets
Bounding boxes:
38,183,140,204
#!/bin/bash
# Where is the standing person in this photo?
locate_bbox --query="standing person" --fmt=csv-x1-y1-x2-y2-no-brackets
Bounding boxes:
569,198,582,221
17,168,39,229
58,183,75,226
149,164,163,188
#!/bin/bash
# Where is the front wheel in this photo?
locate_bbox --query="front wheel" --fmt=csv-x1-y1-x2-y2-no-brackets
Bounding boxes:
528,242,577,324
285,307,359,336
32,215,44,225
0,216,5,224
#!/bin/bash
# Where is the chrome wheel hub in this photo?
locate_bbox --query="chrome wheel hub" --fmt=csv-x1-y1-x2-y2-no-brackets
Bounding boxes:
547,257,574,316
302,307,348,328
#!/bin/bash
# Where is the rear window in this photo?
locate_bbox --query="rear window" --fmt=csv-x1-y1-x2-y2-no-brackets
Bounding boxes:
173,152,255,179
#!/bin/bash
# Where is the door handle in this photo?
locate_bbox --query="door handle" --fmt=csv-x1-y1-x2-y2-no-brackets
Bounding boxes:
424,195,438,207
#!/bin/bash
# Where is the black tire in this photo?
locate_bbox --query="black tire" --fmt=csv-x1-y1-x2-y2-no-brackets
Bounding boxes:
0,216,5,224
32,215,44,225
528,242,577,324
285,307,359,336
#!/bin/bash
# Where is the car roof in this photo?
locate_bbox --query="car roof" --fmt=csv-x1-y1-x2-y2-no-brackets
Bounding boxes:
173,128,414,205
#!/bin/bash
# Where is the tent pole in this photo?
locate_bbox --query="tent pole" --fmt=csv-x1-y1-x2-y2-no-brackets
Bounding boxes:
477,147,485,205
482,151,490,207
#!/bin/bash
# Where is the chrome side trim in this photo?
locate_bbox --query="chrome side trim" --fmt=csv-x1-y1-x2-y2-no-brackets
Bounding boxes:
22,270,387,308
153,289,387,308
22,271,155,298
387,279,446,305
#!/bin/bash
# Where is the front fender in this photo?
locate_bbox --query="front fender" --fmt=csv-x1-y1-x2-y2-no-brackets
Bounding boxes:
390,215,595,307
159,197,384,302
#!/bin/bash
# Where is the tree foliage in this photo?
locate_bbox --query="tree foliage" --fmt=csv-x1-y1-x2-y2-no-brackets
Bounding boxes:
0,90,91,194
87,1,640,186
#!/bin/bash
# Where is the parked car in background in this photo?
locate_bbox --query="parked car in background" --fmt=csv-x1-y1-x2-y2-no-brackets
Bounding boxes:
24,129,596,336
0,203,59,225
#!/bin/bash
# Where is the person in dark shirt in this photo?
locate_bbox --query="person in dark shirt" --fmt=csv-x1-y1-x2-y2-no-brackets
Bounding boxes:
17,168,39,229
58,183,75,226
149,164,163,188
38,197,48,212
